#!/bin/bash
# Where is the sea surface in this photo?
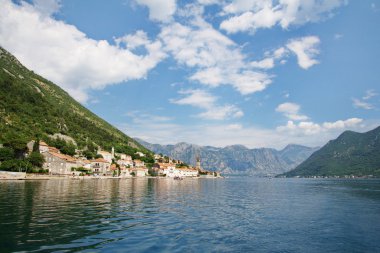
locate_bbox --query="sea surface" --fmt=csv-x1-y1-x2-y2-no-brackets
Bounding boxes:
1,177,380,253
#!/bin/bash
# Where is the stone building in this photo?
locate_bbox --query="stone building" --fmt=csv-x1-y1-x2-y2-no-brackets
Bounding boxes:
43,152,77,175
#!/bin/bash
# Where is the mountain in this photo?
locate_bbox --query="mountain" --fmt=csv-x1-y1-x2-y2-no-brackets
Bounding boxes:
136,139,319,176
0,46,151,158
282,126,380,177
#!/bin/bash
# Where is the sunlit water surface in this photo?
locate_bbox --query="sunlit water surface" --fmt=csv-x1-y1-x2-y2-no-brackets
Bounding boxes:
1,177,380,252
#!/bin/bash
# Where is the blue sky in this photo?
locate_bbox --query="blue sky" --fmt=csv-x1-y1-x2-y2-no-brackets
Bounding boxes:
1,0,380,148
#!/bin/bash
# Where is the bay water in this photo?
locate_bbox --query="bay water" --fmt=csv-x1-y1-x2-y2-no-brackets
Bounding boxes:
1,177,380,252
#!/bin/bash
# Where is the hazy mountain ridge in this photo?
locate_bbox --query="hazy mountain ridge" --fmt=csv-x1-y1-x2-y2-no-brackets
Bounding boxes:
283,126,380,177
136,139,319,175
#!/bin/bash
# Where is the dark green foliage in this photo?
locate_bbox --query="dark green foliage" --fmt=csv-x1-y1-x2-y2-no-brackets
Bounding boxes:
0,147,14,161
72,167,91,174
60,142,76,156
2,132,27,157
27,152,45,168
176,162,189,168
0,159,31,172
83,150,95,159
0,47,150,162
283,126,380,177
32,139,39,152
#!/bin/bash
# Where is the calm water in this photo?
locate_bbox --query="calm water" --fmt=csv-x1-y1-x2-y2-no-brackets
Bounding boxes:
1,177,380,253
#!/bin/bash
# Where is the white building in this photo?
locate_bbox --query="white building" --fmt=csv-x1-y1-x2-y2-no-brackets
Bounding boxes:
131,168,148,177
39,141,49,153
91,158,111,175
117,155,133,167
97,150,113,163
135,152,145,157
133,159,145,168
178,168,199,177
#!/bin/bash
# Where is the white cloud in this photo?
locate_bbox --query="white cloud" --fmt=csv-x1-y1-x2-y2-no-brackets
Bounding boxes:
135,0,176,22
0,0,166,102
220,6,281,34
276,102,308,121
121,116,376,149
286,36,320,69
198,105,244,120
352,98,373,110
32,0,61,16
197,0,219,5
115,30,150,50
170,89,216,108
159,8,273,96
352,90,378,110
363,89,378,100
250,58,275,69
323,118,363,129
170,89,244,120
277,118,363,136
220,0,346,34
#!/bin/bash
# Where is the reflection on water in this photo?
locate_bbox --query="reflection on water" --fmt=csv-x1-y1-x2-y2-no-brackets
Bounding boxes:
1,178,380,252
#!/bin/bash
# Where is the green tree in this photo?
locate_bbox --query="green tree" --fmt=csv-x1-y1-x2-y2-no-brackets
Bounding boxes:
95,154,103,159
60,143,76,156
0,159,32,172
32,139,40,152
83,150,95,160
28,152,45,168
0,147,14,161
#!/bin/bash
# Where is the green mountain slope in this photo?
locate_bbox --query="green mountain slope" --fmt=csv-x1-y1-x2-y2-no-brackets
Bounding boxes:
0,46,151,159
282,126,380,177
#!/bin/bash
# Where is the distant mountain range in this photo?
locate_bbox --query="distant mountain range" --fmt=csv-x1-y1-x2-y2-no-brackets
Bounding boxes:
136,139,319,176
283,126,380,177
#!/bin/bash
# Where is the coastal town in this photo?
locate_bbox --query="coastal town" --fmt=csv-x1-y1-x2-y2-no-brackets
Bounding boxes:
17,140,221,179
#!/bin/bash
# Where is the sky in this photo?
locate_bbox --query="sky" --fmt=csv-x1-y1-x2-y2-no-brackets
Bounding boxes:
1,0,380,149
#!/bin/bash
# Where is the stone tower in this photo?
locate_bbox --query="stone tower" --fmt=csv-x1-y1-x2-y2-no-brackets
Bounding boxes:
196,155,201,171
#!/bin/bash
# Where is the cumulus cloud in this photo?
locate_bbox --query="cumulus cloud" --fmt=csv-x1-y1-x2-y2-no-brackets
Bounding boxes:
0,0,166,102
33,0,61,16
286,36,320,69
277,118,363,135
121,115,376,149
220,0,346,34
170,89,244,120
135,0,176,22
159,9,273,96
276,102,308,121
322,118,363,129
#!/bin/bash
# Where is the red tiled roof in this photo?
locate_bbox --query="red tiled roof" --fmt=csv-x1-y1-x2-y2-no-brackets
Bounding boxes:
91,158,109,163
39,141,48,146
49,152,76,163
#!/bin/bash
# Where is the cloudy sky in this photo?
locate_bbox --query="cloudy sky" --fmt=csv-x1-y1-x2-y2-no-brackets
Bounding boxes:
1,0,380,149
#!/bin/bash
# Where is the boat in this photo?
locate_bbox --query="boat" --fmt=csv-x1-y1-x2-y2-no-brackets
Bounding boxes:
173,176,183,180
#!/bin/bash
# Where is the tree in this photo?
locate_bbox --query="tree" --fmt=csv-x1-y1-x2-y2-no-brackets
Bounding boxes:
83,150,95,160
95,154,103,159
0,159,32,172
32,139,40,152
60,143,76,156
0,147,14,161
28,152,45,168
3,133,27,157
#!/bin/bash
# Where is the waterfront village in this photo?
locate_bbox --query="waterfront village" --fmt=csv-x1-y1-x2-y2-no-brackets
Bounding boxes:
23,140,221,179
